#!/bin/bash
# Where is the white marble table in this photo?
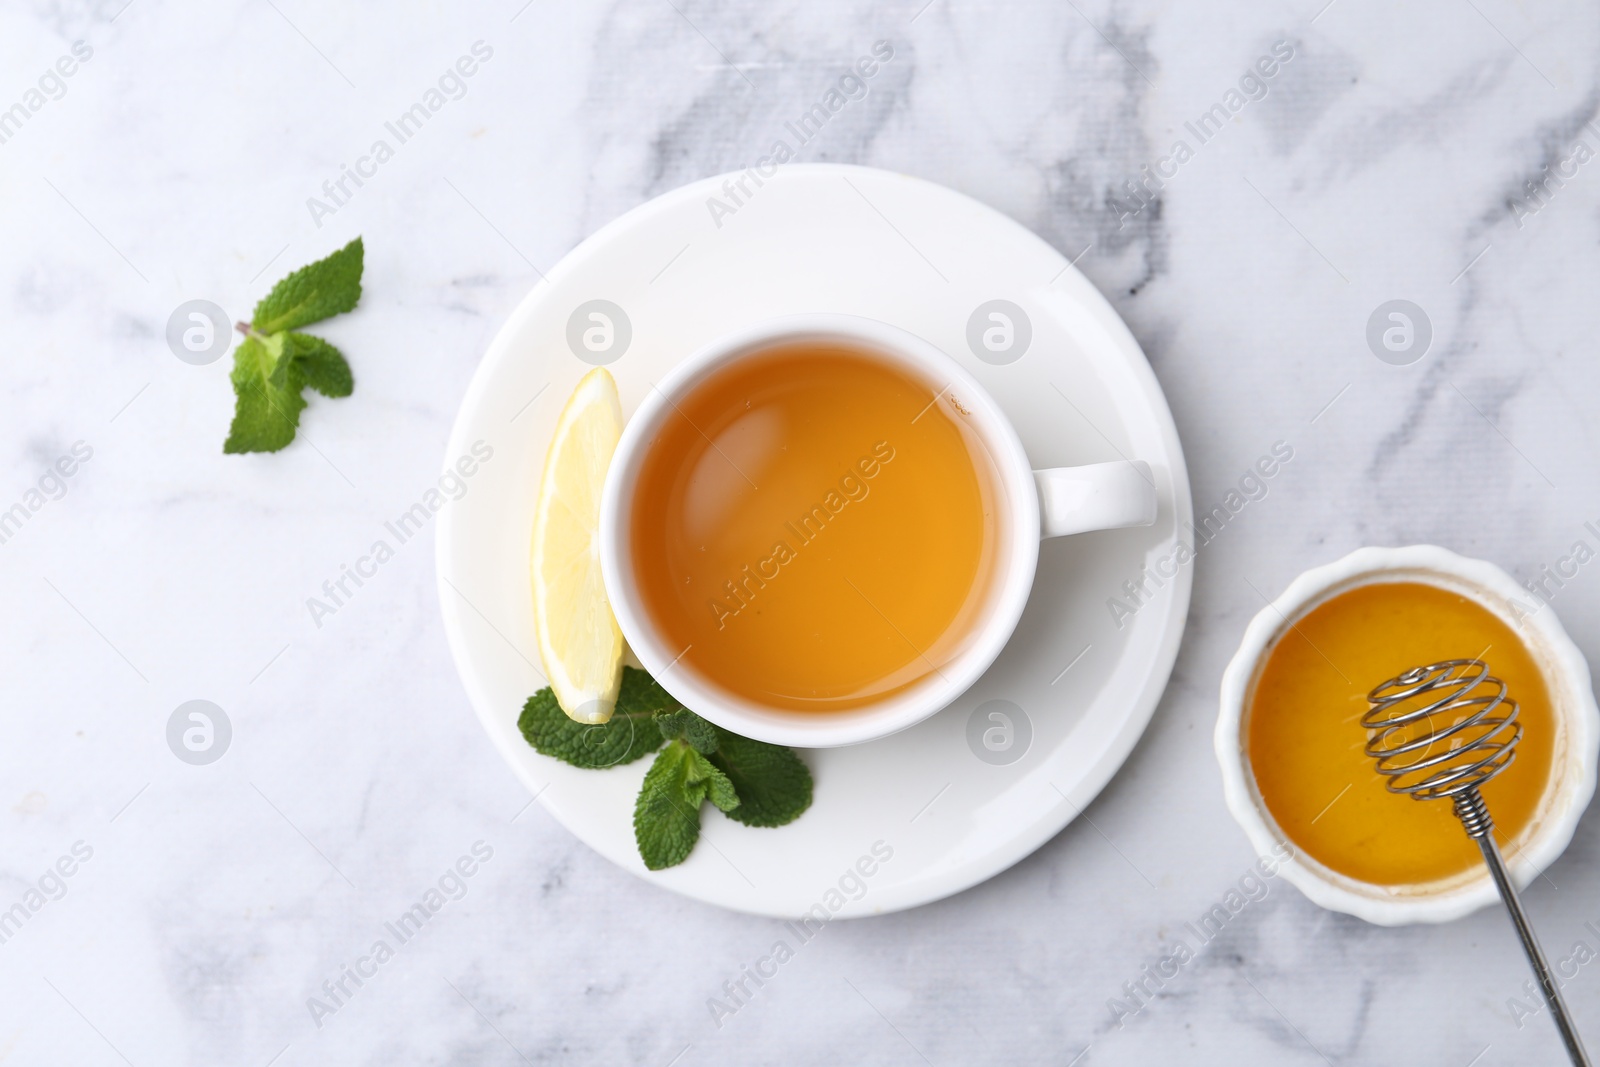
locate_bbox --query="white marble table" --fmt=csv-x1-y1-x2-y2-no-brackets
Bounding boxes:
3,0,1599,1063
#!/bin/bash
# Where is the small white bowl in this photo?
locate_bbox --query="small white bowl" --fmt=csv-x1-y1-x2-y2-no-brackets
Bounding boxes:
1215,545,1599,925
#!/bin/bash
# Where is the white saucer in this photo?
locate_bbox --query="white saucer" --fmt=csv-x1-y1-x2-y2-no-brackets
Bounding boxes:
437,164,1192,917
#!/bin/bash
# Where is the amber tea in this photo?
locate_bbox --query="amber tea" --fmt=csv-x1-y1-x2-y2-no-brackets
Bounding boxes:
630,343,1004,711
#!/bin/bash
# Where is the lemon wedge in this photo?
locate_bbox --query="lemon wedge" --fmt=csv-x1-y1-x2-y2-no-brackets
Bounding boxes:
531,367,625,723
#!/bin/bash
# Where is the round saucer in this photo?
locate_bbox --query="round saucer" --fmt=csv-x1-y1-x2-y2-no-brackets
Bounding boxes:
437,164,1192,917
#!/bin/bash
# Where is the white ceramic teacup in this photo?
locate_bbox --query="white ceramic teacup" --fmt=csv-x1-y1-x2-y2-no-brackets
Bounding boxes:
598,314,1157,747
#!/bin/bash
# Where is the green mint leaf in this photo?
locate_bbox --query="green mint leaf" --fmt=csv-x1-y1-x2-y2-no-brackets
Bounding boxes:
709,729,813,828
287,333,354,398
633,740,745,869
655,708,719,754
616,665,691,719
701,756,740,813
224,333,307,454
252,237,364,334
633,741,707,870
265,332,295,390
518,666,671,769
614,668,691,716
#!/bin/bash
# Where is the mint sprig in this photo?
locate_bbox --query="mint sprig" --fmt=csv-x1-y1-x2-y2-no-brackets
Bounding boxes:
518,665,814,870
224,237,362,454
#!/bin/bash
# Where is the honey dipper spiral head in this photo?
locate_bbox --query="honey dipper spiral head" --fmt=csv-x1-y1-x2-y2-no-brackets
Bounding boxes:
1362,659,1522,802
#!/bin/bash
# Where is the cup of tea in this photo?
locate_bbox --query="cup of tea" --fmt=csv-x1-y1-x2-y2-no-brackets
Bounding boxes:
599,314,1157,746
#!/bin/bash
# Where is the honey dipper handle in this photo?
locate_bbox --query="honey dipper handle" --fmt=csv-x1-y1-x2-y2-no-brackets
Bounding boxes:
1468,799,1591,1066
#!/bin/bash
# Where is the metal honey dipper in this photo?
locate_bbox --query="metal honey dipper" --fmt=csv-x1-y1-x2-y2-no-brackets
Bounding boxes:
1364,659,1590,1066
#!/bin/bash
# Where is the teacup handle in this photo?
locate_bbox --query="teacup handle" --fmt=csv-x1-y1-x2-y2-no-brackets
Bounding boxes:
1034,460,1157,539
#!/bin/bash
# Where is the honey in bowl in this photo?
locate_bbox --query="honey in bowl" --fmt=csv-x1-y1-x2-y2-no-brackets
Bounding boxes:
1247,580,1556,887
629,343,1005,712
